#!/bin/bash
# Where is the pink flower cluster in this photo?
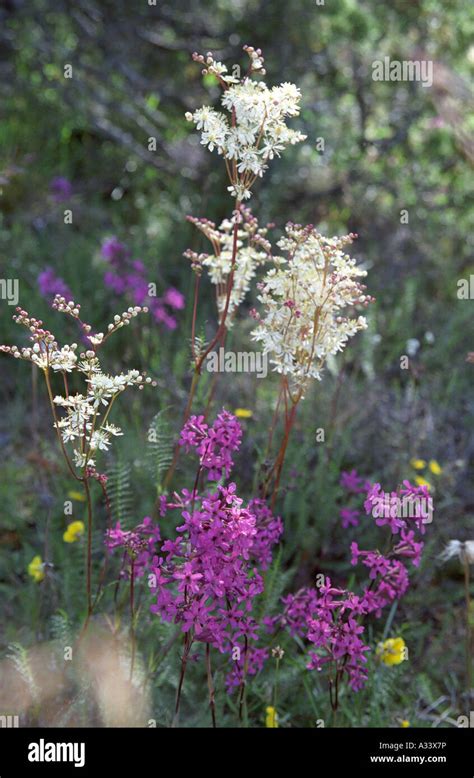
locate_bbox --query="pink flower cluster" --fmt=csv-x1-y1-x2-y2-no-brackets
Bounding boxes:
266,473,428,691
364,480,431,540
338,469,371,528
179,410,242,481
101,237,184,329
268,583,371,690
106,516,161,578
105,410,282,690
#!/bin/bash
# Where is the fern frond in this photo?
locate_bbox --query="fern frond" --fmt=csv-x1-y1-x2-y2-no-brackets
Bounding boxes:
107,459,133,528
7,642,39,701
146,410,173,495
50,610,72,647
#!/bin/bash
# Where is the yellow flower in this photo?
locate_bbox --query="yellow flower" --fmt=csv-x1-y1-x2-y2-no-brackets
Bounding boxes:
265,706,278,728
28,555,45,583
63,520,85,543
234,408,253,419
410,458,426,470
414,476,431,489
400,719,410,728
376,637,407,666
428,460,442,476
67,490,86,502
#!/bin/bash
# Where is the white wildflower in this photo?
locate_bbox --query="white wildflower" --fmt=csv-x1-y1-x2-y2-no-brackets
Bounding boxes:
103,423,123,437
2,299,154,474
252,224,373,394
186,206,272,326
89,429,111,451
73,450,95,469
187,46,306,200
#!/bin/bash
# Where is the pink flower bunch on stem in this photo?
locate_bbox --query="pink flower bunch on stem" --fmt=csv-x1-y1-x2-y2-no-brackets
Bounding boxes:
105,410,283,726
266,477,429,716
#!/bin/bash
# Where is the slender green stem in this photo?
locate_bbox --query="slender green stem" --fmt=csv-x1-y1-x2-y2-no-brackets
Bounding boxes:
129,558,136,682
272,656,280,722
463,551,472,705
173,632,192,726
83,476,93,619
206,643,217,728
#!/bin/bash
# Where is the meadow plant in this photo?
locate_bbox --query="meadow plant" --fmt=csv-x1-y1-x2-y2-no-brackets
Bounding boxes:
165,46,372,497
0,294,155,624
164,45,309,482
266,476,428,720
106,410,283,725
252,225,374,504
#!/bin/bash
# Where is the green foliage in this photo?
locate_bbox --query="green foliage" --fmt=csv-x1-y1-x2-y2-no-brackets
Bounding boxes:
6,643,39,703
146,410,174,495
107,459,133,528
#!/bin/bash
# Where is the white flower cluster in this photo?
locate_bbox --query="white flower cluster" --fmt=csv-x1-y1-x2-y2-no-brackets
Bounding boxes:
185,206,272,325
1,300,155,471
185,47,306,201
53,388,126,467
55,358,153,467
252,224,374,392
0,309,79,371
55,355,153,467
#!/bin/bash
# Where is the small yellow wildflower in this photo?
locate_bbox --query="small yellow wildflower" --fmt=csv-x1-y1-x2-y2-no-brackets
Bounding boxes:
414,476,431,489
376,637,407,666
234,408,253,419
63,520,85,543
67,490,86,502
28,555,45,583
428,460,442,476
400,719,410,728
410,458,426,470
265,706,278,728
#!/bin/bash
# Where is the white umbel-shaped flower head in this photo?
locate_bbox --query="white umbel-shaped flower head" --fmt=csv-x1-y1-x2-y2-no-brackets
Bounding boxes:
185,46,306,201
251,224,374,394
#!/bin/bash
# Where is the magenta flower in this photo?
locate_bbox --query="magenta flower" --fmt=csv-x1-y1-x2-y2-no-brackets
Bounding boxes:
268,470,428,694
105,409,282,691
340,469,365,493
340,507,360,528
179,409,242,481
50,176,73,202
101,237,185,330
163,288,185,310
173,562,203,593
101,237,129,264
38,268,72,301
